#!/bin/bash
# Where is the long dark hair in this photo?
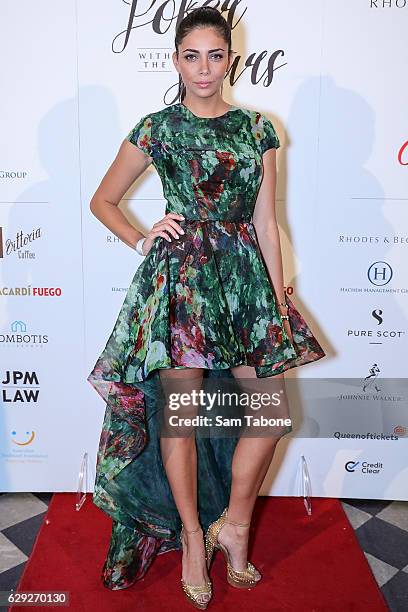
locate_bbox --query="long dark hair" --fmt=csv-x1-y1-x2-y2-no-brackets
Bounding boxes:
174,7,232,102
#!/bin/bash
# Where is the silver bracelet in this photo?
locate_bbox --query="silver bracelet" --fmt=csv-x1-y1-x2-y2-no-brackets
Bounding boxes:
135,237,146,256
281,314,289,320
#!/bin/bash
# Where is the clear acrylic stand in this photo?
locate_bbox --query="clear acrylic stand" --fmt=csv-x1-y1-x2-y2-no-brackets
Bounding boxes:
298,455,312,515
76,451,88,511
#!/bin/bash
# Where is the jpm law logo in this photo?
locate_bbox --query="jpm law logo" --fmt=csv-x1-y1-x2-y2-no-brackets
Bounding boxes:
1,370,39,403
0,226,42,259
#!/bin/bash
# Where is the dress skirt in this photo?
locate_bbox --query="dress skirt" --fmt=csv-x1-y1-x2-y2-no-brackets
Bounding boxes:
87,220,326,590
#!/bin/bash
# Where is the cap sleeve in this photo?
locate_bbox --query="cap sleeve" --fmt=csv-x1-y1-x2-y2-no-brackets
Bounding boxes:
125,114,152,158
259,114,280,153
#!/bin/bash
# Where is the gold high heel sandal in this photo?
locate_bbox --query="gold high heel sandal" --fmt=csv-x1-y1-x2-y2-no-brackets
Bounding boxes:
180,523,213,610
204,507,261,589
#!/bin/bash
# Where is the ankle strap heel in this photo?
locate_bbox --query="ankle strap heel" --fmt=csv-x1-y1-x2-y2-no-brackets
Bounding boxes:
180,522,212,610
204,507,262,589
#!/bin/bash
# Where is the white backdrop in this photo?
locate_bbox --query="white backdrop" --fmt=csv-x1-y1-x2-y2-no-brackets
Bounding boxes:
1,0,407,500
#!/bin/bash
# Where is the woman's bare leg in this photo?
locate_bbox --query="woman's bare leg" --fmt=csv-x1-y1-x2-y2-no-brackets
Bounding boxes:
217,364,286,576
159,367,210,602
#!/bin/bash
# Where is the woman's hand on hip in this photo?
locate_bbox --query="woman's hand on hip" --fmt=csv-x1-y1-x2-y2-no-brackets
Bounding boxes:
141,213,185,255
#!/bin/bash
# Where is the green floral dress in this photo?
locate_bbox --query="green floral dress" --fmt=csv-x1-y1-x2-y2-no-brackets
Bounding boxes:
87,102,326,590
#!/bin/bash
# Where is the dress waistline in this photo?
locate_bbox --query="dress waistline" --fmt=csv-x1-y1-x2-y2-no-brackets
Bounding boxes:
177,219,253,224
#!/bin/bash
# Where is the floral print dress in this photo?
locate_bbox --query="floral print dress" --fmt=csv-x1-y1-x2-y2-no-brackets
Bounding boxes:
87,102,326,590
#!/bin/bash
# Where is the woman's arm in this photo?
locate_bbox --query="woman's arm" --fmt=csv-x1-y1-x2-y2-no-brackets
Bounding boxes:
252,148,286,308
252,148,293,342
89,139,153,250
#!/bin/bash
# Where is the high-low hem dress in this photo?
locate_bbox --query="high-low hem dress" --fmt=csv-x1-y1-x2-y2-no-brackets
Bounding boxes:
87,102,326,590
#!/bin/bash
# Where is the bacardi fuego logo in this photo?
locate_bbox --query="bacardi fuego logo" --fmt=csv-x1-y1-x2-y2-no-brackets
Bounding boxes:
2,370,40,403
0,226,42,259
0,321,49,348
0,286,62,297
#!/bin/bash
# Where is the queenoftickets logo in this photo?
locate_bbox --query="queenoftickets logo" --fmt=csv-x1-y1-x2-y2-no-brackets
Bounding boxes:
334,431,399,441
0,286,62,297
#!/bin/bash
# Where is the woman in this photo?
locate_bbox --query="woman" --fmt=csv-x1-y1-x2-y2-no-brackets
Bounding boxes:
88,6,326,609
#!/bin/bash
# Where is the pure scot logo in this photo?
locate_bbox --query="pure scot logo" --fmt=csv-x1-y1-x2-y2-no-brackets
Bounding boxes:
113,1,286,103
0,225,42,260
346,308,406,346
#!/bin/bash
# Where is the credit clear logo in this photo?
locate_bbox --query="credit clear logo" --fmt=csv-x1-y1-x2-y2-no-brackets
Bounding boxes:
345,460,384,475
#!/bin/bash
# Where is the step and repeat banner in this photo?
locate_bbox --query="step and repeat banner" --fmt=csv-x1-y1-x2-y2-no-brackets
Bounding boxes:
1,1,407,500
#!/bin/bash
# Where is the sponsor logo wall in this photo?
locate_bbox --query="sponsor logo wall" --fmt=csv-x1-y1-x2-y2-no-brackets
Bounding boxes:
1,1,407,500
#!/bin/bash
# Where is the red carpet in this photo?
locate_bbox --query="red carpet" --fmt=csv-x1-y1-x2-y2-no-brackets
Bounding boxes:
13,494,388,611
